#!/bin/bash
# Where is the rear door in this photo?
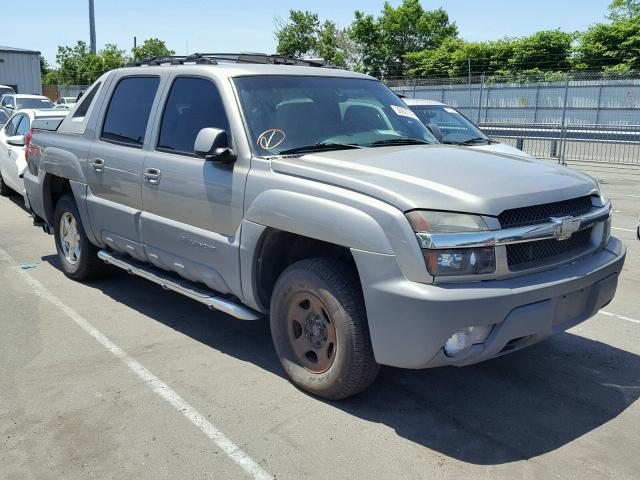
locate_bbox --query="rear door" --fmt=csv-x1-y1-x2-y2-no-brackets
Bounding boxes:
85,75,161,260
0,113,25,191
140,75,245,295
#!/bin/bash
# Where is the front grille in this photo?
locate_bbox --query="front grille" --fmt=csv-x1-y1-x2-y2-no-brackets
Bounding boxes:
499,196,593,228
506,227,594,269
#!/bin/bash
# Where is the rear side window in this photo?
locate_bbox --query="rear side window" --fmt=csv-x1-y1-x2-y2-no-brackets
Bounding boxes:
73,82,100,119
157,77,229,155
4,115,21,136
15,115,30,136
102,76,159,147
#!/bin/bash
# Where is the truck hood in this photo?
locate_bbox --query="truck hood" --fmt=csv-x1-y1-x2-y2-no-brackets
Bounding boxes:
271,145,599,216
471,142,536,159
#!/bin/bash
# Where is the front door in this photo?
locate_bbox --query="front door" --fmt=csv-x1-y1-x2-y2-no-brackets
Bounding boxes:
141,75,246,296
85,75,161,260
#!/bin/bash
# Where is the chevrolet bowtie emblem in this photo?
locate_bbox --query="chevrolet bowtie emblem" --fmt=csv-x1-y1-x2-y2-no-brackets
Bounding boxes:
550,216,581,241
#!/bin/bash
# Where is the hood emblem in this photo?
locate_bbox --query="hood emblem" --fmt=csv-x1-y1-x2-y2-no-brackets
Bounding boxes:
550,216,581,241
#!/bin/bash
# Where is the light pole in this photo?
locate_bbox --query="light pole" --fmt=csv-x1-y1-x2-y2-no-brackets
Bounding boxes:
89,0,96,54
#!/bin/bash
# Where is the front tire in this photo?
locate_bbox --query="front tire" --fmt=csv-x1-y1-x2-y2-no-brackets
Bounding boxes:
53,194,104,280
270,258,379,399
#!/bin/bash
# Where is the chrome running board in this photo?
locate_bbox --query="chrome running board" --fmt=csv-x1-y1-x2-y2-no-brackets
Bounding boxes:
97,250,260,321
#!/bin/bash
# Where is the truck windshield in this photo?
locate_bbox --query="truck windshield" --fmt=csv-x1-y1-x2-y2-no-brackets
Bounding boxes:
408,105,490,145
234,76,437,156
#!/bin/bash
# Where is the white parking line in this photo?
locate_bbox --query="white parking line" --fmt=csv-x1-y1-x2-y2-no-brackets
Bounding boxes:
0,246,272,480
612,227,636,233
608,192,640,199
600,310,640,325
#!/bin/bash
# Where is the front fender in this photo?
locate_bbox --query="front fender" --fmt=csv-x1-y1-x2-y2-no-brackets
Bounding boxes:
245,189,393,254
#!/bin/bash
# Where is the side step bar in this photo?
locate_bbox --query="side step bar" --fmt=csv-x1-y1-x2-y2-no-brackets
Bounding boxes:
97,250,260,321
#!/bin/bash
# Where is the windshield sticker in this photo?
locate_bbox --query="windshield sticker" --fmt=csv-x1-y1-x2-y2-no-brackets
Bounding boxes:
257,129,286,150
444,107,460,114
391,104,419,120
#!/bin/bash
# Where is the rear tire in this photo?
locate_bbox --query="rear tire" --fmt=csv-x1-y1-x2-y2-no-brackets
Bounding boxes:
270,258,379,399
53,194,104,280
0,172,11,196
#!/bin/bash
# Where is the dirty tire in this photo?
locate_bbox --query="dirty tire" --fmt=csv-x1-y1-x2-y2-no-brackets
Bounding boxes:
270,258,379,399
0,172,11,196
53,194,104,280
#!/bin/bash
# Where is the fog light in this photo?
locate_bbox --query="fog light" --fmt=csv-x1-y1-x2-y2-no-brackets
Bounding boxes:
444,325,493,357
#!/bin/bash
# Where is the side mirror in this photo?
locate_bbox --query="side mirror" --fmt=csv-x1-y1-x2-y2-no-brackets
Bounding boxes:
427,122,443,143
7,135,25,147
194,127,236,164
5,105,14,111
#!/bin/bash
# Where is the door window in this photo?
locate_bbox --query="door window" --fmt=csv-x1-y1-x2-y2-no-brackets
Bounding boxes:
101,76,160,147
157,77,229,155
4,115,22,136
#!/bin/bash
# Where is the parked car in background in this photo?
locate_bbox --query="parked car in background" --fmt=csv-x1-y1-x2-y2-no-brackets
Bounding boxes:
0,84,16,98
55,97,77,109
0,109,68,199
0,110,8,129
0,94,55,116
403,98,534,158
23,55,625,399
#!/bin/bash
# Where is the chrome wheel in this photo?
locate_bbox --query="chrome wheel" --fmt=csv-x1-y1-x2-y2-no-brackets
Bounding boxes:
59,212,81,264
287,292,337,373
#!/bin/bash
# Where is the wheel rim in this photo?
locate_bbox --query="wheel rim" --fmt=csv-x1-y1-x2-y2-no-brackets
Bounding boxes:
286,292,337,373
59,212,81,265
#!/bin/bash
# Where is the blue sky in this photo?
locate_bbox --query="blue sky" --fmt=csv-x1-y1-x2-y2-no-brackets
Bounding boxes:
2,0,612,65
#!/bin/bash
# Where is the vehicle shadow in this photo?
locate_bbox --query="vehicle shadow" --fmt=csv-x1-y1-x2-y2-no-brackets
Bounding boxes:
43,255,640,465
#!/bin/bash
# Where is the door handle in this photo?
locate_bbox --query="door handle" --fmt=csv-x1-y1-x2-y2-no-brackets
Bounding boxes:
89,158,105,172
144,168,161,185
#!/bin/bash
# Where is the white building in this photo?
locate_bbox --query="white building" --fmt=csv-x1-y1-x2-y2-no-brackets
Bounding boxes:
0,46,42,95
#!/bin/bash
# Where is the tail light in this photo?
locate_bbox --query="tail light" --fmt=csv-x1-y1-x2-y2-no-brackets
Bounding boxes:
25,129,33,162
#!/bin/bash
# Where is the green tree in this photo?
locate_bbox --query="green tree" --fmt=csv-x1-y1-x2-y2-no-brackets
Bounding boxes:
575,14,640,70
275,11,320,58
608,0,640,19
275,10,350,67
56,41,127,85
132,38,175,60
350,0,458,77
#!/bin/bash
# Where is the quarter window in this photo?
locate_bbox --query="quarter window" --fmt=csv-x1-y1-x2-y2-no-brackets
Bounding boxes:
157,77,229,155
73,82,101,119
101,76,159,147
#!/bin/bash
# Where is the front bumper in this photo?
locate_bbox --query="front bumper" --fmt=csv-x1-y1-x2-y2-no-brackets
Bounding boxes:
352,236,626,369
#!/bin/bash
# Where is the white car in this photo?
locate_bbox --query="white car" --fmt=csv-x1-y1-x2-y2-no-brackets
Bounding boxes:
403,98,534,158
0,94,55,117
0,109,68,199
55,96,78,109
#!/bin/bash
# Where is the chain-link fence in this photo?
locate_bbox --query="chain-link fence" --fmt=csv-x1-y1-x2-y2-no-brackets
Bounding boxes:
387,71,640,165
56,84,91,100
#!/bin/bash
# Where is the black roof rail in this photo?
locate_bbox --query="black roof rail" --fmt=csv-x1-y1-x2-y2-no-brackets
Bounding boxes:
124,53,327,68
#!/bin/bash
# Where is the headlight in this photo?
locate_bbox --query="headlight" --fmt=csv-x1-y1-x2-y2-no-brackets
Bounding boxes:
406,210,496,277
406,210,489,234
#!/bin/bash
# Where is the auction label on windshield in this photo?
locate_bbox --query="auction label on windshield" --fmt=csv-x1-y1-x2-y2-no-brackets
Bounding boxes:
444,107,459,114
391,104,419,120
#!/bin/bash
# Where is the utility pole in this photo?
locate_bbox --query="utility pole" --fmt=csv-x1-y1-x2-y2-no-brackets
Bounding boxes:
89,0,97,54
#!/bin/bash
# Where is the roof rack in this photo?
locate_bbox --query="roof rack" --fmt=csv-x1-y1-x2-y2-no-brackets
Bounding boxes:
124,53,326,68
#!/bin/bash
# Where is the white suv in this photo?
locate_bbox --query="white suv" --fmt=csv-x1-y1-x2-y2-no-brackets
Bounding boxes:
403,98,534,158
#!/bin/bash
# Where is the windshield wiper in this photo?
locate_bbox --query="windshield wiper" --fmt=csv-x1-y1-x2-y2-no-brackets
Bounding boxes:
279,142,364,155
370,138,431,147
444,137,493,146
